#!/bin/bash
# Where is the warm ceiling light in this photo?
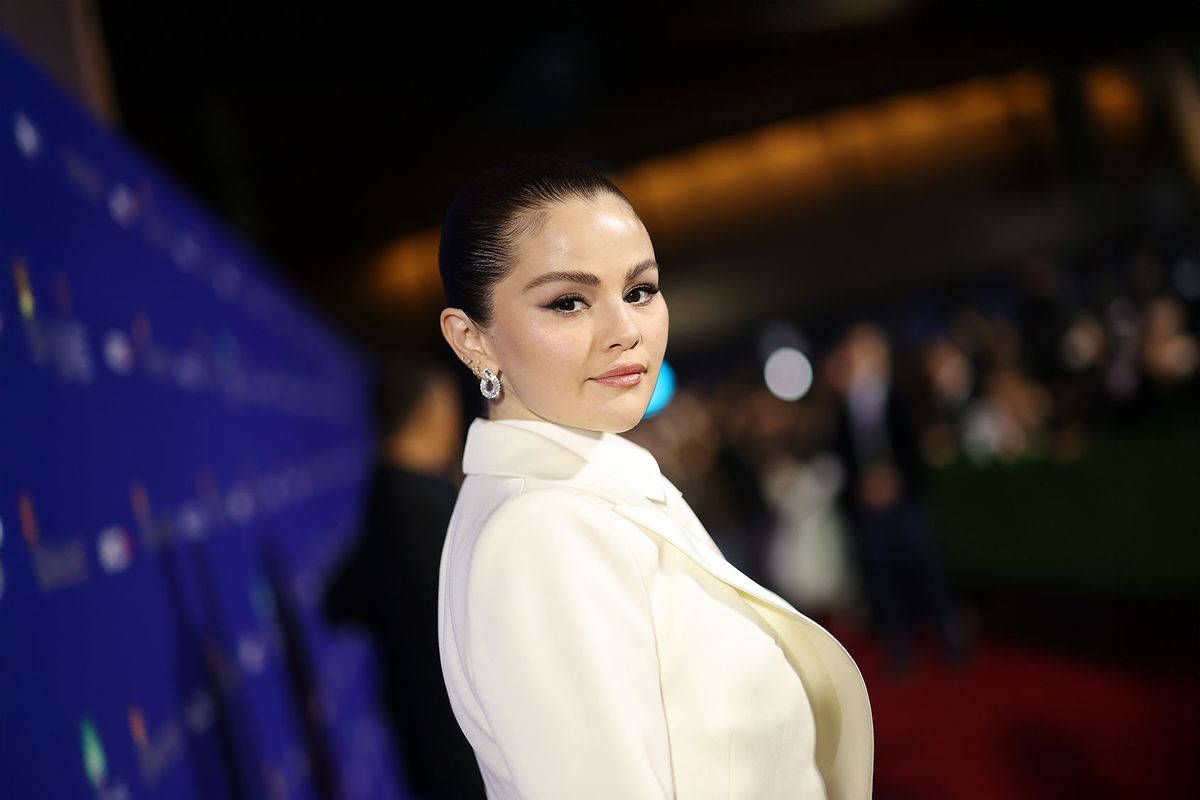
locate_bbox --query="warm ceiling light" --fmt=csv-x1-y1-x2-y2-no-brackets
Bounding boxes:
368,67,1136,310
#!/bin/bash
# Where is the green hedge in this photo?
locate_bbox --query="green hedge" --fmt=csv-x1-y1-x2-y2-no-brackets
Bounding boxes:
928,413,1200,593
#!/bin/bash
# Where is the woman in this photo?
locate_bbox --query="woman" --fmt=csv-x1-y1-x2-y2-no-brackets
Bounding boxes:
437,155,872,799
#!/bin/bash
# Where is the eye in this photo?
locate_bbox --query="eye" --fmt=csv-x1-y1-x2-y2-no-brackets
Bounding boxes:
625,284,660,305
546,294,587,313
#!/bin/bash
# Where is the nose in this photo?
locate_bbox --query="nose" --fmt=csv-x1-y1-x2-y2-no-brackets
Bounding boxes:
604,299,642,351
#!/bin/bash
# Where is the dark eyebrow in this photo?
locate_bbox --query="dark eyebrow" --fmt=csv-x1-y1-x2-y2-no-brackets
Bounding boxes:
522,270,600,292
522,259,660,293
626,258,659,282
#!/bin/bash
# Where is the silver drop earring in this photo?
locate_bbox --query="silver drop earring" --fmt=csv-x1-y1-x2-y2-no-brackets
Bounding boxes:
479,367,501,400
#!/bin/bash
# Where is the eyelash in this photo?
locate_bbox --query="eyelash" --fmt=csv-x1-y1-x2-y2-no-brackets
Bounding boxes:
545,283,661,314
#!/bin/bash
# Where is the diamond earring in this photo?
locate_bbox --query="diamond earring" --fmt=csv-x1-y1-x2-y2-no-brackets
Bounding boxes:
479,367,501,400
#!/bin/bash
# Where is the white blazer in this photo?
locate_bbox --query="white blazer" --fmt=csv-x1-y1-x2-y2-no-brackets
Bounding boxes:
439,418,873,799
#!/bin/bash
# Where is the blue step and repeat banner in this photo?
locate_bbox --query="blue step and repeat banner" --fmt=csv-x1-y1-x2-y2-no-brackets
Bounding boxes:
0,35,408,800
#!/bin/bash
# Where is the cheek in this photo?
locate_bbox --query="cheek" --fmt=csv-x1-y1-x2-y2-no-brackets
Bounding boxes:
645,299,670,354
497,315,589,386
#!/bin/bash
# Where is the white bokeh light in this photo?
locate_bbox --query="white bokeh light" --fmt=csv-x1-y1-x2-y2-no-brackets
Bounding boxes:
97,526,133,573
103,330,135,375
763,346,814,401
108,182,138,227
13,111,41,159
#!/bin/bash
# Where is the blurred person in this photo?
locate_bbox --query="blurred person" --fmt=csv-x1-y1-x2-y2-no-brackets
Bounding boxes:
1105,244,1200,412
1140,295,1198,387
623,385,720,491
436,156,872,799
914,334,975,467
959,317,1053,463
1018,256,1073,386
1059,312,1107,379
705,380,779,586
968,357,1053,462
1103,300,1145,410
1051,309,1110,459
1130,245,1165,303
829,322,965,674
762,450,856,617
1018,257,1098,460
324,356,486,800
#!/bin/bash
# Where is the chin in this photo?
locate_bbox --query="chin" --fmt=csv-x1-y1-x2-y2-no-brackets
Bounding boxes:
596,398,653,434
605,417,642,434
549,402,646,434
537,386,654,433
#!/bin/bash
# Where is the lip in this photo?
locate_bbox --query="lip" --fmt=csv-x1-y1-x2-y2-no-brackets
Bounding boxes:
590,362,648,387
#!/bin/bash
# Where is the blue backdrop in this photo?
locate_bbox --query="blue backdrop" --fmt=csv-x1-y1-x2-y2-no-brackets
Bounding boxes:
0,35,406,800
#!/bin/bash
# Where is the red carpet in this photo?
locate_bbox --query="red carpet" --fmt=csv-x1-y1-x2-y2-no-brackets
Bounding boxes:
837,633,1200,799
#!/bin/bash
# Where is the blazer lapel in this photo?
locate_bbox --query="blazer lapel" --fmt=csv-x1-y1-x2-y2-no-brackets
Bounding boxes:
614,500,871,798
465,419,809,623
612,504,803,622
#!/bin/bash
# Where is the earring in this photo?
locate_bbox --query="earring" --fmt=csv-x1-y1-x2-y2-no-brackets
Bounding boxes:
479,367,501,399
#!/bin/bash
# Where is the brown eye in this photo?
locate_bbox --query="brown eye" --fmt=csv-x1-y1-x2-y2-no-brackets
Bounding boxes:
625,285,660,304
548,295,587,313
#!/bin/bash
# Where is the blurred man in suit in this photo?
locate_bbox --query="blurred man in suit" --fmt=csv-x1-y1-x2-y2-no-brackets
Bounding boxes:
830,323,965,674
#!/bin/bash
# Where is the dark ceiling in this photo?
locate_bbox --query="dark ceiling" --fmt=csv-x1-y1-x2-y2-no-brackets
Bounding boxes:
96,1,1200,351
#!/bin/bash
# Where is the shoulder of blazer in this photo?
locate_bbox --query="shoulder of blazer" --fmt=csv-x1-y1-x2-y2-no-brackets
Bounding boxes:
485,482,620,524
463,418,678,504
464,485,662,597
461,420,812,627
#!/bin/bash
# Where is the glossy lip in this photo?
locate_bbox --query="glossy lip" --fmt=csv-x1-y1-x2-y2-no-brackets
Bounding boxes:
591,362,648,380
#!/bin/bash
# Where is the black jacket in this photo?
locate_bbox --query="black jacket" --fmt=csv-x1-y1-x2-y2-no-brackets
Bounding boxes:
325,463,485,800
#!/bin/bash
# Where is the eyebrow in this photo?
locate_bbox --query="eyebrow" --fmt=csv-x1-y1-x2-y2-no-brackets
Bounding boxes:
522,258,660,292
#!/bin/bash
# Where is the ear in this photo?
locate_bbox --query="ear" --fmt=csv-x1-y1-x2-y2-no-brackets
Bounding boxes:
440,307,494,374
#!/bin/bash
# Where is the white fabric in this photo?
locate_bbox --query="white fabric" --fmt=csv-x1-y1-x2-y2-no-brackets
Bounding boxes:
439,418,873,799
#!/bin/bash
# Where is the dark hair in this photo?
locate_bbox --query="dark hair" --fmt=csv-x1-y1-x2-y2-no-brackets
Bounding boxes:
438,155,632,325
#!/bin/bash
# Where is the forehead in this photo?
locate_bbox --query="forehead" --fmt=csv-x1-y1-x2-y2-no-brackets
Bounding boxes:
510,194,653,279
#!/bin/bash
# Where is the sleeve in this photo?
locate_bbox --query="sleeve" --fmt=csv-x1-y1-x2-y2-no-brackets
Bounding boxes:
465,489,674,799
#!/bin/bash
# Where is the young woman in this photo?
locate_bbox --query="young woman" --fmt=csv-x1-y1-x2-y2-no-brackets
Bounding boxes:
437,155,872,799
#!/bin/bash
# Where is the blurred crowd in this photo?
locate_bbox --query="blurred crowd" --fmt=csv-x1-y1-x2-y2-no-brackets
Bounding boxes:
628,240,1200,672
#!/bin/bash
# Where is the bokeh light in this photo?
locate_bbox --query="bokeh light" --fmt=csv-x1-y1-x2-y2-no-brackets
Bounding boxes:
763,346,814,401
644,359,676,418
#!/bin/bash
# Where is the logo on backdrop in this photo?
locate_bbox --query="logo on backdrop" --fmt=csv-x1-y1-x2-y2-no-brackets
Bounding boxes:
102,330,136,375
13,110,41,160
19,491,40,548
97,526,134,574
18,491,89,591
80,717,133,799
127,704,185,789
80,717,108,790
13,257,36,321
107,183,140,228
